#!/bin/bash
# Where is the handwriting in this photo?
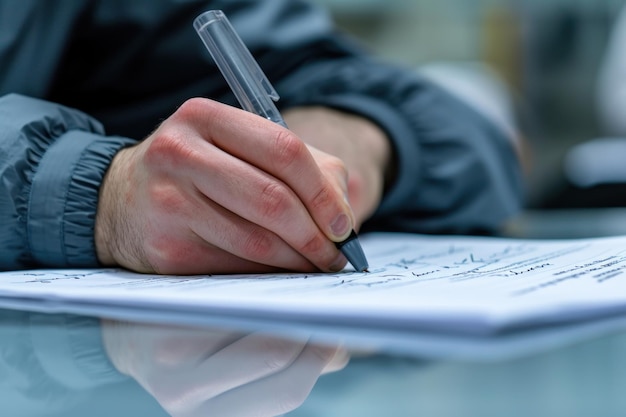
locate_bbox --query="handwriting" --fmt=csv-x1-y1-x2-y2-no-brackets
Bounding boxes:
4,236,626,301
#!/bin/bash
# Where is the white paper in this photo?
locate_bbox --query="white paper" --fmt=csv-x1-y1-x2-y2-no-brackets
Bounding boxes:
3,233,626,337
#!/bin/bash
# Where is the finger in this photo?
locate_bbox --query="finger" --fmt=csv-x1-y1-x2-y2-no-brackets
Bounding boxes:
193,334,307,397
153,334,309,416
139,151,317,273
160,128,345,272
149,108,344,271
321,346,350,374
184,186,318,272
151,234,302,275
141,202,299,275
216,115,354,242
103,321,244,375
141,326,244,368
178,99,355,242
196,343,339,417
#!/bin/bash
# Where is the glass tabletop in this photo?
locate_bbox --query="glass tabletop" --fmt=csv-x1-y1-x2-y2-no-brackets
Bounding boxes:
2,304,626,417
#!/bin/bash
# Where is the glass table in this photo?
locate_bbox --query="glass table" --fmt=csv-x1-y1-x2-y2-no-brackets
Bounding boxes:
3,305,626,416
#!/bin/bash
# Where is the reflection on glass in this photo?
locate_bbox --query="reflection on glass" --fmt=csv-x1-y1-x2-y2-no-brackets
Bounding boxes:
0,309,348,417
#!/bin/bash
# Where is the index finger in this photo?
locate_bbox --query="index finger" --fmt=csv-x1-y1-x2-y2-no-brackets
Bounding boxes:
178,98,355,243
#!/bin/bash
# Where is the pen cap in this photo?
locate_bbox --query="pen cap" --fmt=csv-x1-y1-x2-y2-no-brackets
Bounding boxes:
194,10,286,127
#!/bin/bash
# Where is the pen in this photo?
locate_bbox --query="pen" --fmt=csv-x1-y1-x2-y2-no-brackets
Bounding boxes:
193,10,369,272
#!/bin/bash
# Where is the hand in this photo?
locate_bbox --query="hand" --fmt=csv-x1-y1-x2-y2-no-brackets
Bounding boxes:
283,107,393,228
95,98,356,274
101,320,349,417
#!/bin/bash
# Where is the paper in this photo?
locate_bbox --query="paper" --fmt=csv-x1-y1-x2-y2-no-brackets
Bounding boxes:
2,233,626,338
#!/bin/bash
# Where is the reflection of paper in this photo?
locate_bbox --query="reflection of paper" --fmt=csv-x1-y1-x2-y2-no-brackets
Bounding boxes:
3,233,626,336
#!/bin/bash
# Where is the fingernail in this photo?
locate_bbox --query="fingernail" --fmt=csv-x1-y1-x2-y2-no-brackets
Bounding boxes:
330,213,350,239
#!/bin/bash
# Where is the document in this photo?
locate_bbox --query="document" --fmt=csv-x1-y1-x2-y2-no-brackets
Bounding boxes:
2,232,626,353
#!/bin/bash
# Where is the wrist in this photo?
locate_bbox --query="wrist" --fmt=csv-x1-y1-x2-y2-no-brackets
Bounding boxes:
95,148,130,266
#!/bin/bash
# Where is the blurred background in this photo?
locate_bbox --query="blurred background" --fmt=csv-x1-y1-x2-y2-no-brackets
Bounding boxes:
313,0,626,236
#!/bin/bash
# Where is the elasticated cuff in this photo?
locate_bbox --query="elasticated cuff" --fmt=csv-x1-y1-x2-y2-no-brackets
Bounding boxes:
29,313,128,390
28,131,135,267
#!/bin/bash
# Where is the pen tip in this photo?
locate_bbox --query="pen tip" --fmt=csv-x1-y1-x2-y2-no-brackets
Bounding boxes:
335,230,369,274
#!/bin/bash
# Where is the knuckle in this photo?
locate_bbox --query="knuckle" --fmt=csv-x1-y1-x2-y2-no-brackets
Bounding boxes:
309,344,337,363
299,233,326,257
310,184,334,211
260,338,301,371
144,128,196,168
325,155,348,179
258,182,293,222
240,228,275,261
271,129,306,170
174,97,209,121
172,97,224,131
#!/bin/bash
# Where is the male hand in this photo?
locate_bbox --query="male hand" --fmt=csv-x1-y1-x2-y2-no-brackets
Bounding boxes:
95,98,356,274
102,320,349,417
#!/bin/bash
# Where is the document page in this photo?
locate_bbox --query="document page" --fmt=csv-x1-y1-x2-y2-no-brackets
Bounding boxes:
2,233,626,335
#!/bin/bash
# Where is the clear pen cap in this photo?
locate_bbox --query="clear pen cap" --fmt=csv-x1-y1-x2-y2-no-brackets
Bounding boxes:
193,10,287,127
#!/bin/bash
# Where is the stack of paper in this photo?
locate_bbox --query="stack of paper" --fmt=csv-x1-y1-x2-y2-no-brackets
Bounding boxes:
3,233,626,359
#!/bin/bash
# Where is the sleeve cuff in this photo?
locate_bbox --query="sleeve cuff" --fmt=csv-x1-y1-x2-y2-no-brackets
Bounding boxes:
29,313,128,390
27,131,135,267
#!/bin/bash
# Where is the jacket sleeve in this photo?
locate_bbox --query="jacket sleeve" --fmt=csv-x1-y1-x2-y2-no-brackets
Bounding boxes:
276,58,524,234
0,94,135,270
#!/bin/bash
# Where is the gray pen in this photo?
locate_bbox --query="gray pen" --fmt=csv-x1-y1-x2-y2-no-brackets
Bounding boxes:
193,10,369,272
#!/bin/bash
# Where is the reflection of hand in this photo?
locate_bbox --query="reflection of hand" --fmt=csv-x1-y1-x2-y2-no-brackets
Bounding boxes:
101,320,349,417
284,107,393,228
95,98,356,274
